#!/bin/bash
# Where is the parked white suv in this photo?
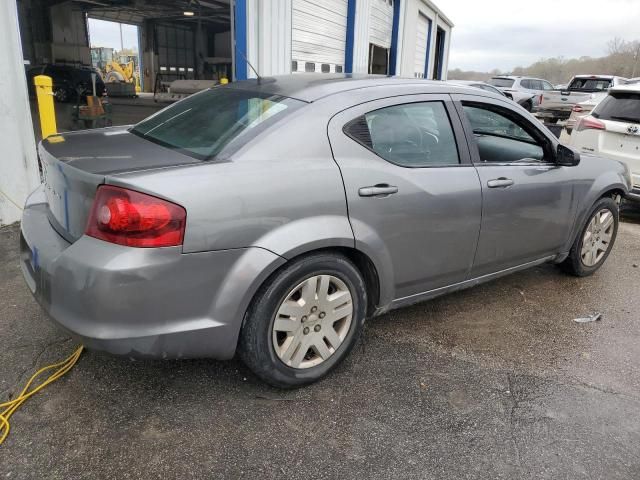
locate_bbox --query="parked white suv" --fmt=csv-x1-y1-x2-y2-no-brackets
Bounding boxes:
488,76,555,111
570,84,640,201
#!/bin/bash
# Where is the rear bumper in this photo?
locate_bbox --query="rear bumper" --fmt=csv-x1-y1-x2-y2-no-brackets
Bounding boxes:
20,186,285,359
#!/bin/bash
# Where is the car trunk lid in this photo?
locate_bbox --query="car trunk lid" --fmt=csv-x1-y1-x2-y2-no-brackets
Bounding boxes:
39,127,202,242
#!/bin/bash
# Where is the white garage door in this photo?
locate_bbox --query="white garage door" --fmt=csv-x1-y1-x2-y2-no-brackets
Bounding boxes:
292,0,348,73
414,13,429,78
370,0,393,48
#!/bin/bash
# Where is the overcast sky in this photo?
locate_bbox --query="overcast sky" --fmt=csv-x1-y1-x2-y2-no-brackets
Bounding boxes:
446,0,640,72
88,19,139,51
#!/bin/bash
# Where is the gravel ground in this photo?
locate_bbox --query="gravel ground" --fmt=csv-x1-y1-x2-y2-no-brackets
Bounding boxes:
1,210,640,479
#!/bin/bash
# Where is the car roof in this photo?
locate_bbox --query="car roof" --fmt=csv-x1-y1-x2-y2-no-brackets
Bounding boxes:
447,80,484,85
609,84,640,94
492,76,548,81
225,74,485,102
572,74,621,80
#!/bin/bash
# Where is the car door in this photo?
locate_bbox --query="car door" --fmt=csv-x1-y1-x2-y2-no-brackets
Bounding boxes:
451,94,575,277
328,95,482,301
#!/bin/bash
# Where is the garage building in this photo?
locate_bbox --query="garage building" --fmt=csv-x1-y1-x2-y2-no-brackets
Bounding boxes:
1,0,453,226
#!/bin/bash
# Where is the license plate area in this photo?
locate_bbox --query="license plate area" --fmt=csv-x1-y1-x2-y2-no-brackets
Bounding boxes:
604,133,640,155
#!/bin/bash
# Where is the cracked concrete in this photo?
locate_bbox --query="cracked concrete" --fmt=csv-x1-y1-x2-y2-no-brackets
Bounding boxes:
1,209,640,479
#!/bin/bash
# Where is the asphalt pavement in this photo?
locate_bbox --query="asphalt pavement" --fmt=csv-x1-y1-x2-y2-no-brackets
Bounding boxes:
1,211,640,479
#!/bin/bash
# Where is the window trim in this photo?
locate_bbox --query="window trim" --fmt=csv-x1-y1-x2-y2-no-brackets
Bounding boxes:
451,94,559,167
342,99,468,169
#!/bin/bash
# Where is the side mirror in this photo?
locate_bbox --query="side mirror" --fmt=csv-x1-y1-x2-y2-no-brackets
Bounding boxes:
556,144,580,167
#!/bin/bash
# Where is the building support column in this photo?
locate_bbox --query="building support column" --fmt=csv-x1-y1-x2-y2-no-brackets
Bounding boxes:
0,0,40,226
245,0,292,77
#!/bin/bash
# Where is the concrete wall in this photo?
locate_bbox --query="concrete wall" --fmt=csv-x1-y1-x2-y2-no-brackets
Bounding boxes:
0,0,41,226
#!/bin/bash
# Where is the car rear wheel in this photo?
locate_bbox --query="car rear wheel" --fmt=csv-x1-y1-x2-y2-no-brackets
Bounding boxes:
53,87,69,103
238,253,367,388
560,197,619,276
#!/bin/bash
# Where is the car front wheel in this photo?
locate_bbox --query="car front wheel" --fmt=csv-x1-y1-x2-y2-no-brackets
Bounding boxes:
238,253,367,388
560,197,619,276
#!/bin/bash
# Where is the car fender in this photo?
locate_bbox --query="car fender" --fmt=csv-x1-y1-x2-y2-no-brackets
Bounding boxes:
563,161,629,252
252,214,395,312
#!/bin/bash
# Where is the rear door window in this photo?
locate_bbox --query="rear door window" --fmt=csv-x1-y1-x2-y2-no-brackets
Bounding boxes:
531,80,544,90
489,78,515,88
592,92,640,123
344,101,460,167
568,78,613,92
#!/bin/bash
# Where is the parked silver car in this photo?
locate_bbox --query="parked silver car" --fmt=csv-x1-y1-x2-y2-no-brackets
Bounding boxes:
21,75,631,387
488,75,555,111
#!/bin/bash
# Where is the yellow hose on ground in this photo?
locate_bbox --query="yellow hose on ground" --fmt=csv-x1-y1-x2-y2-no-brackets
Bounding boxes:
0,345,84,446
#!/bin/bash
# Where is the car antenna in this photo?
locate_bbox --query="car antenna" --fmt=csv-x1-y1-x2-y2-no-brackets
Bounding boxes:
236,47,261,83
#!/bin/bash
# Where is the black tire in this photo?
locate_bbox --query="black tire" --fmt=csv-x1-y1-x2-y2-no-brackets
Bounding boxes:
523,100,533,112
560,197,619,276
238,253,367,388
53,87,69,103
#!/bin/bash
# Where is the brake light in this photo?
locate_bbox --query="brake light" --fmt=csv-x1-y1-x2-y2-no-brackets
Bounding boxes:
575,115,605,133
86,185,186,247
573,105,584,113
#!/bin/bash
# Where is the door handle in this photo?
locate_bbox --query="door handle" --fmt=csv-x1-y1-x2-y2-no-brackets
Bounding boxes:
487,178,514,189
358,184,399,197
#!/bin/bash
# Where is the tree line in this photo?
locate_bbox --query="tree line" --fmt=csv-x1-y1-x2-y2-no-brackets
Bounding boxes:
449,38,640,85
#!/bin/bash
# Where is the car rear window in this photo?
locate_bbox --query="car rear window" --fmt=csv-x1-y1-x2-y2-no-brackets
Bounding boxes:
489,78,515,88
568,78,613,92
131,88,304,160
592,92,640,123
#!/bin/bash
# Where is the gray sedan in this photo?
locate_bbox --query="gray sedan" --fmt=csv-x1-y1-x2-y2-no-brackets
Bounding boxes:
21,75,632,387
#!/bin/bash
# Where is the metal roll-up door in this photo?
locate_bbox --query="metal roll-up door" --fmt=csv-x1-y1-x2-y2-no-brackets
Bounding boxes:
414,13,429,78
370,0,394,49
292,0,348,73
156,23,195,80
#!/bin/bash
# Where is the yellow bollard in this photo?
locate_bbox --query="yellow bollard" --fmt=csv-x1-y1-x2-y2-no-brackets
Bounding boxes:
220,77,229,85
34,75,57,139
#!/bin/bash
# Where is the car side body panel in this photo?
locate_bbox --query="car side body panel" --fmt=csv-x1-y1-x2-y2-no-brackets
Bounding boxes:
327,93,483,302
110,101,352,256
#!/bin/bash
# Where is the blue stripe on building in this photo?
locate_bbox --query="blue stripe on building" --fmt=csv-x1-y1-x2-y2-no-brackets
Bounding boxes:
234,0,248,80
345,0,357,73
389,0,401,75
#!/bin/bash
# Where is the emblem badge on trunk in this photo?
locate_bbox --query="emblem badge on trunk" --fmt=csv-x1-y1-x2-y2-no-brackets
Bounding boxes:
628,125,639,135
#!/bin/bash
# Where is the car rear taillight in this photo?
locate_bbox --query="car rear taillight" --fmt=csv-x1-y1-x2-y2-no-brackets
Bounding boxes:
572,105,584,113
85,185,186,247
575,115,605,133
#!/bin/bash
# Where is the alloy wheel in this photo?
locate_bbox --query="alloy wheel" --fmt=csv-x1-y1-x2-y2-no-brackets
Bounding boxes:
581,208,614,267
272,274,353,369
